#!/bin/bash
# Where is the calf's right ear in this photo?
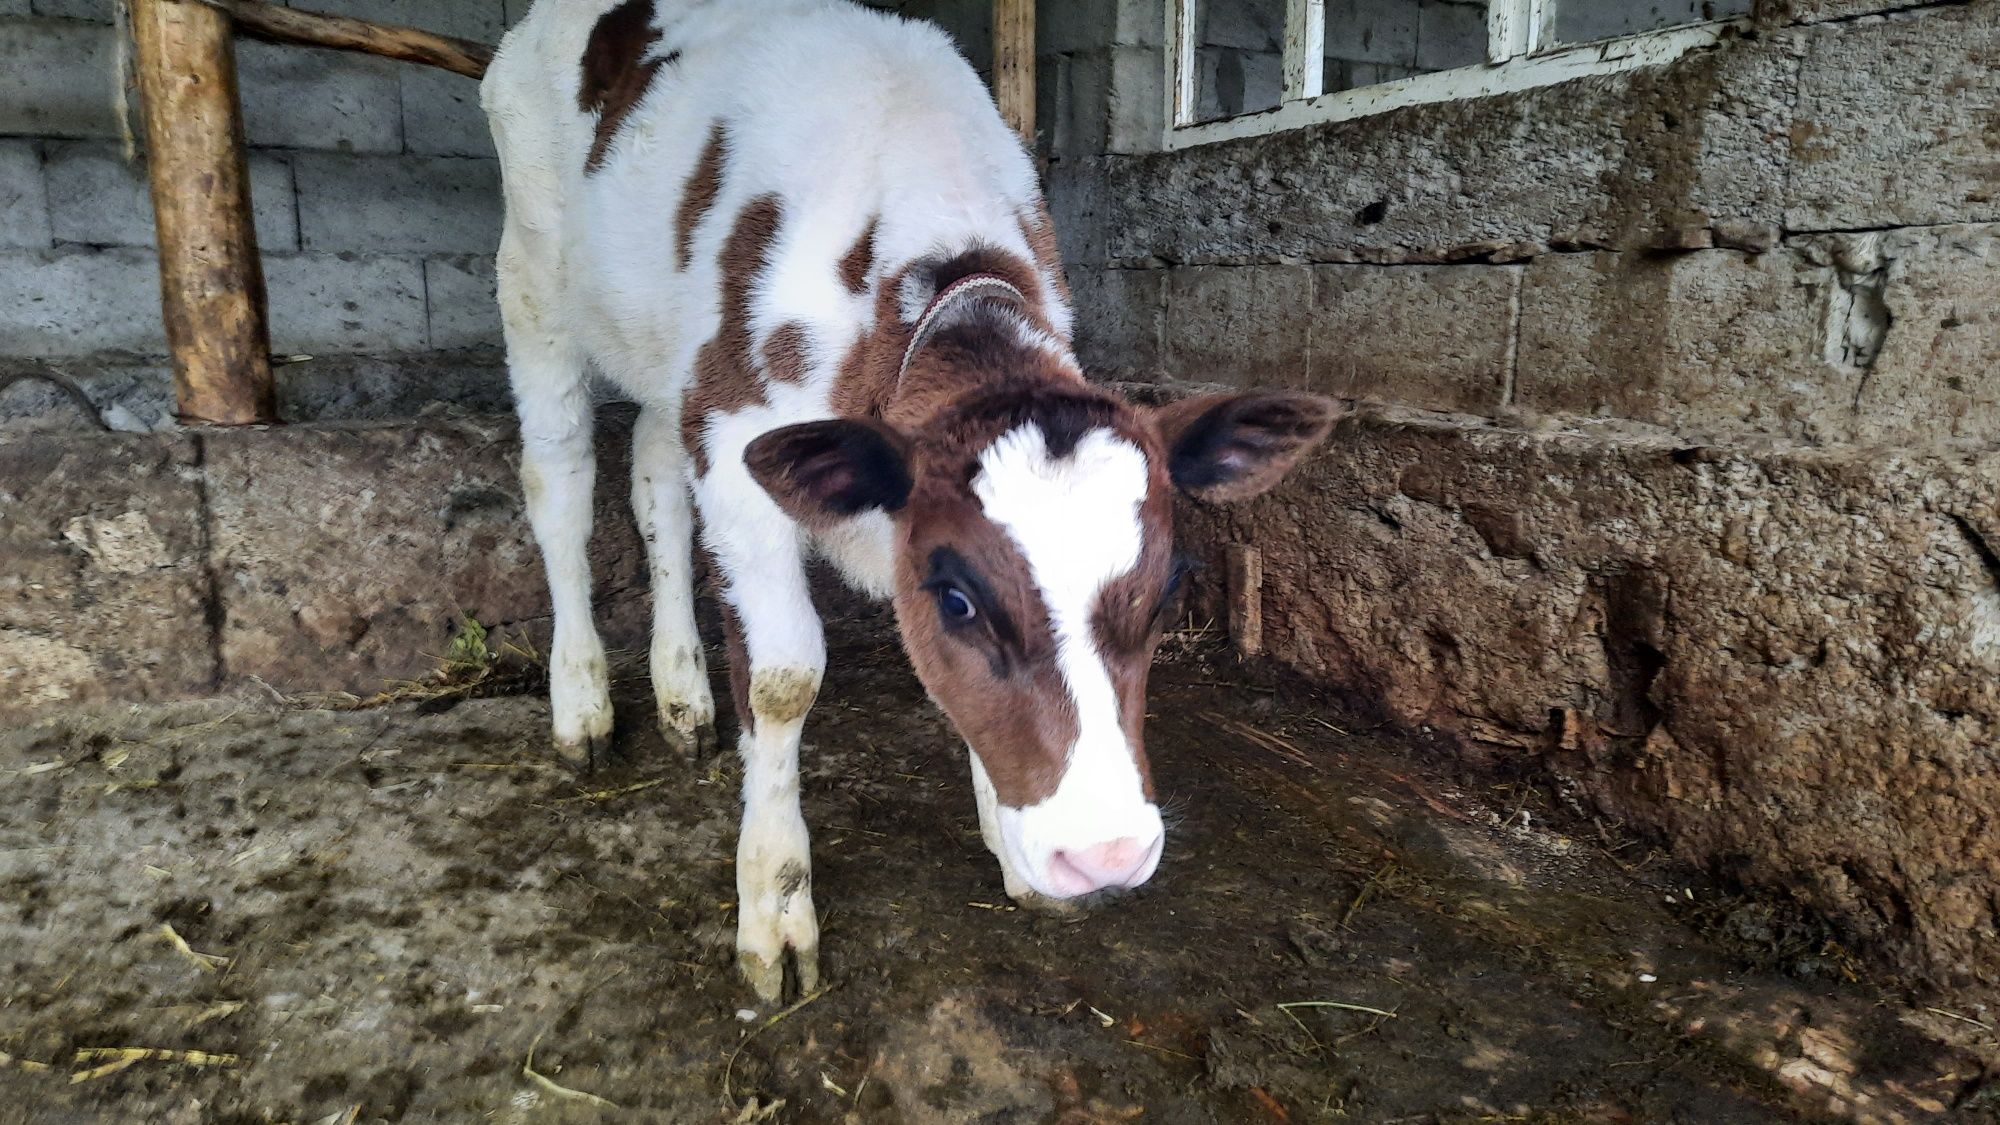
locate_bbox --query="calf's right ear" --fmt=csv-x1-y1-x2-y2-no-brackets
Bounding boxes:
744,419,913,528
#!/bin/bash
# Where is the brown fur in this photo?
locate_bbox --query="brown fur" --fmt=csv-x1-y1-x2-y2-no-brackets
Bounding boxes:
675,124,726,271
578,0,668,174
1018,203,1072,339
838,217,878,295
760,322,811,385
683,194,783,476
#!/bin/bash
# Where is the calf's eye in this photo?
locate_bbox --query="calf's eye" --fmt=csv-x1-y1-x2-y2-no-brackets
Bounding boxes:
937,586,978,624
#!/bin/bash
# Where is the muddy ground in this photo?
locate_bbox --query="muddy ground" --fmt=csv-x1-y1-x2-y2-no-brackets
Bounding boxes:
2,618,1997,1124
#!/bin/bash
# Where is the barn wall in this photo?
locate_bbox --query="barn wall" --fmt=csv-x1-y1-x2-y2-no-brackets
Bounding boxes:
0,0,516,431
1042,0,2000,987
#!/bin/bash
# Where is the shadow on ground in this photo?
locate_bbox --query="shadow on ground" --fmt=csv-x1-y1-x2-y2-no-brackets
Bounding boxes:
1,621,1995,1123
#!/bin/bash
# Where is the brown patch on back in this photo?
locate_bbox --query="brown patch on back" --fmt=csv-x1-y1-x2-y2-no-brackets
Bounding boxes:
760,322,811,384
683,194,783,475
578,0,670,174
675,124,726,270
838,218,878,294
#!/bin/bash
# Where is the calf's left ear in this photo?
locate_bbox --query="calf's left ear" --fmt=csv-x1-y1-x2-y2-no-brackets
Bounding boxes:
1151,391,1341,502
744,419,913,528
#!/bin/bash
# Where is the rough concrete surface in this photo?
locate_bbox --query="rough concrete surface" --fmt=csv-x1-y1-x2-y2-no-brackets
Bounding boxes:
0,432,215,709
3,630,1993,1122
1175,407,2000,988
0,412,646,722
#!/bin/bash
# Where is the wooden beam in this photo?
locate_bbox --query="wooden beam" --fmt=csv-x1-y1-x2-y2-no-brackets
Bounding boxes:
1283,0,1325,103
131,0,277,426
992,0,1034,145
193,0,493,79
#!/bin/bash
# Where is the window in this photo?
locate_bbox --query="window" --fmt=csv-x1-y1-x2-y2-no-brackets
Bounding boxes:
1169,0,1749,146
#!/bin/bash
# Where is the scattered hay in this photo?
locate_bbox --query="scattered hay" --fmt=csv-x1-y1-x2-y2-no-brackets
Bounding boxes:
157,923,229,973
69,1047,239,1084
522,1034,620,1109
722,984,836,1106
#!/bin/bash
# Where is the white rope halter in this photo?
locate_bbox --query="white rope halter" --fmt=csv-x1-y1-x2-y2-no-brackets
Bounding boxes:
895,273,1029,387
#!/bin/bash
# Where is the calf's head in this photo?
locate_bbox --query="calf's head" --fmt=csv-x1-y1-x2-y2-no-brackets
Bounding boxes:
747,388,1336,899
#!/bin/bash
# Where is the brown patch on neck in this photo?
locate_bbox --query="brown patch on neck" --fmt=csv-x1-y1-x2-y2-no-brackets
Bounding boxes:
838,218,878,295
682,194,784,476
675,124,726,270
579,0,671,174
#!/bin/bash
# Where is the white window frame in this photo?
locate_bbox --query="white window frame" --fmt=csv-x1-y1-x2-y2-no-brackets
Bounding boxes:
1166,0,1748,150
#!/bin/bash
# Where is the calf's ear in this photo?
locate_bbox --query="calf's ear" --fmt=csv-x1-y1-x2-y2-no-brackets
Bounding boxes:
744,419,913,527
1151,391,1341,502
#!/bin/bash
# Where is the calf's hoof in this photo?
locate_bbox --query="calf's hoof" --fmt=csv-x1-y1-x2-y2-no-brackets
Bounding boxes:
551,727,613,772
737,943,820,1006
659,708,719,760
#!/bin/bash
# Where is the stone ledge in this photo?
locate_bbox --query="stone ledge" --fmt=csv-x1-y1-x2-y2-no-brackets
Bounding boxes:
1175,407,2000,986
0,411,649,718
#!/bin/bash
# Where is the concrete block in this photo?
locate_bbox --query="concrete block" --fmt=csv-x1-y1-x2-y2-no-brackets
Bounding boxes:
0,247,165,356
1070,266,1163,381
1163,264,1311,386
0,138,51,249
203,412,646,695
30,0,110,20
0,361,175,432
1415,0,1488,71
297,0,505,41
1198,0,1281,51
1044,48,1110,161
1112,0,1164,47
1516,249,1827,443
0,19,119,138
237,41,402,154
0,432,215,713
1310,263,1515,413
1325,0,1419,67
1106,42,1165,155
264,252,429,353
1173,409,2000,985
1771,0,1940,24
1104,35,1797,262
295,153,502,255
1517,228,2000,448
43,141,299,251
1038,0,1115,54
1786,5,2000,230
0,0,32,17
914,0,992,71
424,255,503,350
402,67,495,158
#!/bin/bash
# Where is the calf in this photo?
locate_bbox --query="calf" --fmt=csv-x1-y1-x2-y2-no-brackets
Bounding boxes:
483,0,1336,1000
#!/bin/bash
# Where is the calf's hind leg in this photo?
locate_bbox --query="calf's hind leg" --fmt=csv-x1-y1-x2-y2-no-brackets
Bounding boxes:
630,404,716,755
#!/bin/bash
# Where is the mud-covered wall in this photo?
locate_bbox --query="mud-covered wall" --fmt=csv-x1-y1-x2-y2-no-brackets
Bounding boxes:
1042,0,2000,986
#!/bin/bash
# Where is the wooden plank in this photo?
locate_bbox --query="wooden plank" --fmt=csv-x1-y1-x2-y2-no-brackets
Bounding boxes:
1167,0,1198,128
192,0,493,79
1226,544,1263,659
131,0,277,426
992,0,1034,144
1283,0,1325,103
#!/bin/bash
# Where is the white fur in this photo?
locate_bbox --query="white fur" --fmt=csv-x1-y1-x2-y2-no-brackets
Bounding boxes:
972,425,1165,897
484,0,1069,992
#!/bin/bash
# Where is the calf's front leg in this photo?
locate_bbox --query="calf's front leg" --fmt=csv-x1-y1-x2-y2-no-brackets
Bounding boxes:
700,476,824,1003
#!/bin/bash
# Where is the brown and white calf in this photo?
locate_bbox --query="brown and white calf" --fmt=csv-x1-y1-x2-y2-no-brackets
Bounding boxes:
483,0,1336,1000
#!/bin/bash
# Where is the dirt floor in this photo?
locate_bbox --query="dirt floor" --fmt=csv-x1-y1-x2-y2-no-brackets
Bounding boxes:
3,618,1998,1124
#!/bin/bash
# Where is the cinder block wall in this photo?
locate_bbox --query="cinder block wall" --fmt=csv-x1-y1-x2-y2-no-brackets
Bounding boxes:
1039,0,2000,989
0,0,516,430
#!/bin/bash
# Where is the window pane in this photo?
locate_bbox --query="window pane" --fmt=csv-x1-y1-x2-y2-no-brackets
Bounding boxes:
1192,0,1286,123
1323,0,1489,95
1550,0,1748,47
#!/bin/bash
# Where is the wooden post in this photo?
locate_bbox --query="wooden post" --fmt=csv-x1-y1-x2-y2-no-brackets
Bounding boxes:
992,0,1034,146
131,0,277,426
193,0,493,79
1226,544,1263,659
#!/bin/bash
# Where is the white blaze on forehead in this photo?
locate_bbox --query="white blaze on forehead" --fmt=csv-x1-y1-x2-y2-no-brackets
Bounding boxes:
971,422,1163,896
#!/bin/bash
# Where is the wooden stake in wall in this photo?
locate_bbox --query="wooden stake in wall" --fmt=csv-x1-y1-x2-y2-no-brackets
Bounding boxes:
992,0,1034,145
131,0,277,426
